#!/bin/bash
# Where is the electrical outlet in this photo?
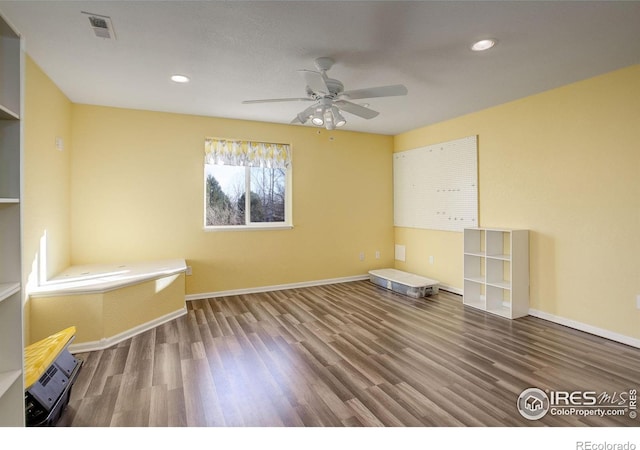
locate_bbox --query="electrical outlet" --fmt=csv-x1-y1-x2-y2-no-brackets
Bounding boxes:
637,294,640,310
375,250,380,259
186,266,192,275
429,255,434,264
359,252,365,261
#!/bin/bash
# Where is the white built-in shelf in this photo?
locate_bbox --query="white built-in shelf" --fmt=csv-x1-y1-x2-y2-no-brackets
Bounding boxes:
0,105,19,121
0,10,24,427
463,228,529,319
0,370,21,399
0,283,20,303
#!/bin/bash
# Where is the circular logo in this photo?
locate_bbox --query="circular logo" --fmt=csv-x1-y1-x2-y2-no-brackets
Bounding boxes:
517,388,550,420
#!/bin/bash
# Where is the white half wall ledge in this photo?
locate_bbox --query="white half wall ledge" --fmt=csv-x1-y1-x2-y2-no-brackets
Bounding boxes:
29,258,187,297
29,259,188,350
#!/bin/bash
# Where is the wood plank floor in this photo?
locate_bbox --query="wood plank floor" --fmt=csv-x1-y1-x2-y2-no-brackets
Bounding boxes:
58,281,640,427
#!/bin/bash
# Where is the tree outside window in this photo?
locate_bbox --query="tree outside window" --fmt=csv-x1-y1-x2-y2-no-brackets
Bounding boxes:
204,138,291,228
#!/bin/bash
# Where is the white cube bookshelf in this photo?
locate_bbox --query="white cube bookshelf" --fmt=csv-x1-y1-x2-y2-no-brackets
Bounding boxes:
463,228,529,319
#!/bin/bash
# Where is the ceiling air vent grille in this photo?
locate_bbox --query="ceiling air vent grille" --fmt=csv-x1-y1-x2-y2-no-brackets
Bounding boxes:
82,12,116,40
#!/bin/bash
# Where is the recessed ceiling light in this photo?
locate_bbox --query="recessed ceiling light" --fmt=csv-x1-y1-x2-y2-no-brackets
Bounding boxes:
170,74,190,83
471,39,497,52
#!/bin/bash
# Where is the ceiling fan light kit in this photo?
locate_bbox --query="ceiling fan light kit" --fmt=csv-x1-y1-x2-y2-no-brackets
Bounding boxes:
242,57,408,130
331,107,347,127
306,99,346,129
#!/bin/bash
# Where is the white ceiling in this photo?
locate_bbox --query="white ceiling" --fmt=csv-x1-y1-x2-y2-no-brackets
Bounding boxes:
1,1,639,135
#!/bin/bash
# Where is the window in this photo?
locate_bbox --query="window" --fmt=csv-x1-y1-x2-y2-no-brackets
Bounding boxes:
204,138,292,229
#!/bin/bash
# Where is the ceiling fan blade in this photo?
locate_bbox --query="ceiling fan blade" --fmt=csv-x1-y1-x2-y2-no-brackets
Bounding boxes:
341,84,408,100
242,97,313,104
298,69,329,95
334,100,379,120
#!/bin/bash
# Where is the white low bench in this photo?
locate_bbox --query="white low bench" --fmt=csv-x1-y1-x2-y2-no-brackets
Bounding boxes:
28,259,187,352
369,268,439,298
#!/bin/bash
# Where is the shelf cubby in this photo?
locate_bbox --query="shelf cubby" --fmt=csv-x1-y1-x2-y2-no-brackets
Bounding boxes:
0,16,21,119
0,120,21,199
0,202,20,284
463,279,485,311
463,254,484,283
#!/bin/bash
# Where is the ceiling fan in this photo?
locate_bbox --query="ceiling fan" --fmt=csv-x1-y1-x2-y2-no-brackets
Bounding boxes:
242,57,408,130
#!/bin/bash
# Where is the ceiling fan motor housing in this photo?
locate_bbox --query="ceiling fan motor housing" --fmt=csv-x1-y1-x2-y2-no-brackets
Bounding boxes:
314,56,335,72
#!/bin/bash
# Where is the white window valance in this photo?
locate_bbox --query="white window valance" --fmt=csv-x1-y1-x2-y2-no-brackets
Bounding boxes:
204,138,291,169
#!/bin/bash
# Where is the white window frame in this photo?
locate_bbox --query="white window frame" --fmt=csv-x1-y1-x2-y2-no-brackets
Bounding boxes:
203,156,293,232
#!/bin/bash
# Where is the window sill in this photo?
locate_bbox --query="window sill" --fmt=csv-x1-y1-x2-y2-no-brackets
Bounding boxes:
204,224,294,232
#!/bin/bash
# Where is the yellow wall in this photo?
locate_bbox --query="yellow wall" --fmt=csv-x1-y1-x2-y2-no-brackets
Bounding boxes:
394,65,640,340
22,57,72,340
24,54,639,343
70,105,394,295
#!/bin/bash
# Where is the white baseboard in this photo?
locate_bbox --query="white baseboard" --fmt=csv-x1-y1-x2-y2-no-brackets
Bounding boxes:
528,308,640,349
186,274,370,301
194,276,637,349
69,307,187,353
68,279,638,354
438,284,463,296
186,275,462,301
68,276,455,352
